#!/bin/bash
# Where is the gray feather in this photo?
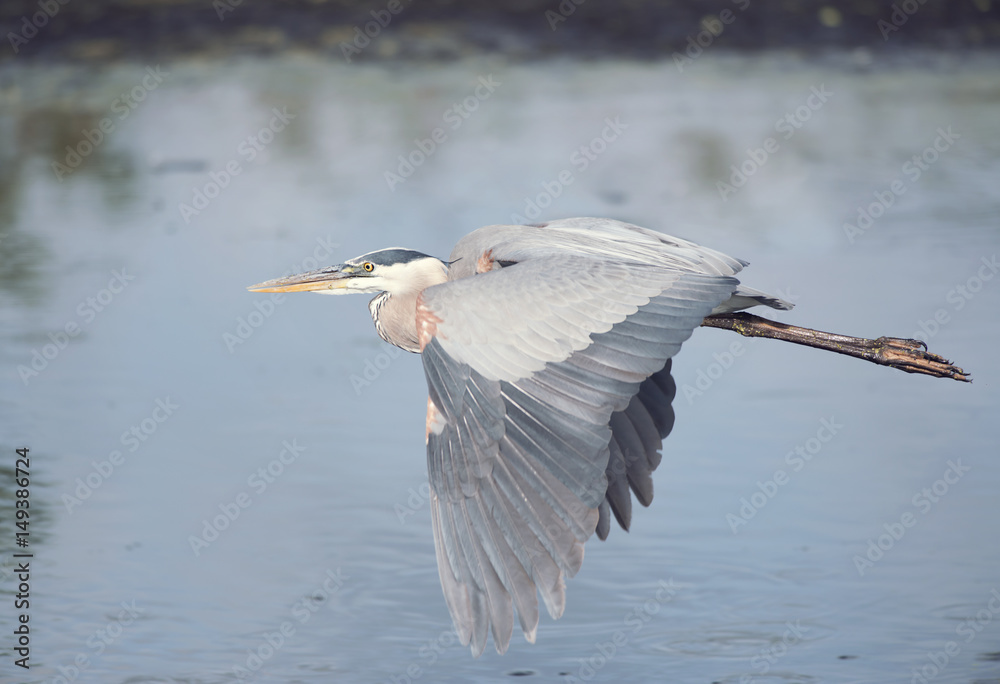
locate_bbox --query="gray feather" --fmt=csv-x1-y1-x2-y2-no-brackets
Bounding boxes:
419,218,787,654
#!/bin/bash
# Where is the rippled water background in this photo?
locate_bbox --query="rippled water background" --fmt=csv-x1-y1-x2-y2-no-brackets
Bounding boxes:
1,53,999,683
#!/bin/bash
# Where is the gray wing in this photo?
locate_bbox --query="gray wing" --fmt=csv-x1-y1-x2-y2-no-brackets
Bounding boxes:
418,246,742,656
598,359,677,540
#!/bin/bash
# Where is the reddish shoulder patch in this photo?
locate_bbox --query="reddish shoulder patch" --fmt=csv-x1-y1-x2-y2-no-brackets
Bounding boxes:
476,248,496,274
425,396,446,443
415,292,444,351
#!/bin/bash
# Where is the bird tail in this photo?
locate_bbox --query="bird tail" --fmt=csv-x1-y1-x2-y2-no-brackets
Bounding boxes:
711,285,794,315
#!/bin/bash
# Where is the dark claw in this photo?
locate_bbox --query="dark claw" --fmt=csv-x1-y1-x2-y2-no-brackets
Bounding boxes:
874,337,971,382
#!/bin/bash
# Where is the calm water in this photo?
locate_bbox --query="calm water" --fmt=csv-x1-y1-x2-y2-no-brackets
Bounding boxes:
1,53,999,684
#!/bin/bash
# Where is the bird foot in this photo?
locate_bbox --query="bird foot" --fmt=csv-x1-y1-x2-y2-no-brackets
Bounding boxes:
701,313,972,383
869,337,972,382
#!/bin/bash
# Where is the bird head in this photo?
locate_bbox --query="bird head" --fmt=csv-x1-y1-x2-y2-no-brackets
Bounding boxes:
247,248,446,296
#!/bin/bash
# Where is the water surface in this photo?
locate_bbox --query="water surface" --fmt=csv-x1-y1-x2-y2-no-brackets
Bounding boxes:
1,53,999,683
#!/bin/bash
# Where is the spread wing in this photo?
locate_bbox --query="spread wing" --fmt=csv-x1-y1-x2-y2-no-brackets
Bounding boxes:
598,358,677,540
418,245,741,656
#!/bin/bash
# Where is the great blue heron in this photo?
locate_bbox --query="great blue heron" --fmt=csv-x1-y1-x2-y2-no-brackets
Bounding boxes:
248,217,968,657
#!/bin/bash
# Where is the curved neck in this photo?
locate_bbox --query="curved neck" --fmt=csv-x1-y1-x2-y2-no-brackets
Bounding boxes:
368,259,448,352
369,290,421,352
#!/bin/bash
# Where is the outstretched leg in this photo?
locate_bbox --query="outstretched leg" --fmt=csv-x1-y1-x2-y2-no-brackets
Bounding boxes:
701,312,971,382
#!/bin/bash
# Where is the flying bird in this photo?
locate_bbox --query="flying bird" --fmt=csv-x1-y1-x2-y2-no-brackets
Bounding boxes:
248,217,968,657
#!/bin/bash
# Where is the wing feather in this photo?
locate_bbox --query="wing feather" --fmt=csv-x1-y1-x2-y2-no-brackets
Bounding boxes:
453,498,512,656
603,437,633,531
609,408,655,507
488,442,587,585
418,219,785,654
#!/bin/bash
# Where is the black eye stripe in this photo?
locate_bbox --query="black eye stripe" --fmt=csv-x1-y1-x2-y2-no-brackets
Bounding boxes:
354,249,434,267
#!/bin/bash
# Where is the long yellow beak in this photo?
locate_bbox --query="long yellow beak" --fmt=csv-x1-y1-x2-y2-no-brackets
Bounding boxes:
247,266,354,293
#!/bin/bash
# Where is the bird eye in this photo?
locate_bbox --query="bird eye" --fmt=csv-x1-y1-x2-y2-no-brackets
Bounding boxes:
363,262,374,272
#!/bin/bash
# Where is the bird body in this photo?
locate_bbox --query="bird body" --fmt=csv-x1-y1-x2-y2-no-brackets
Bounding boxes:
249,218,794,656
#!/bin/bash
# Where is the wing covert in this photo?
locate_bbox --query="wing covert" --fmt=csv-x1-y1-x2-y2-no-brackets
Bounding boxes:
419,254,740,655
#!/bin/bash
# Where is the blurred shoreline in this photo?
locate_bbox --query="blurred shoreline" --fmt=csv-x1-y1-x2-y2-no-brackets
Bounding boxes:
1,0,999,63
